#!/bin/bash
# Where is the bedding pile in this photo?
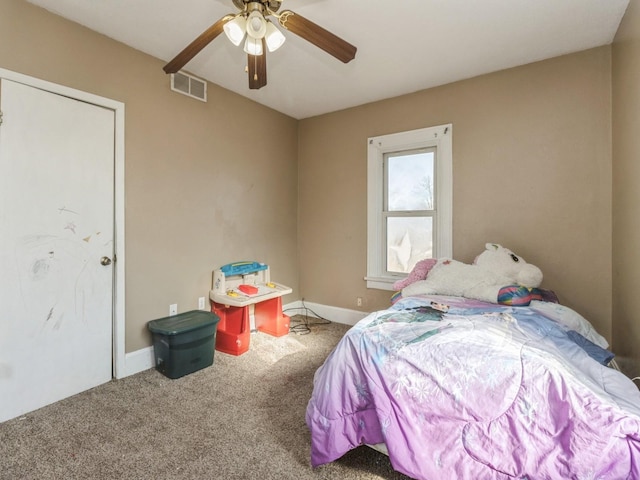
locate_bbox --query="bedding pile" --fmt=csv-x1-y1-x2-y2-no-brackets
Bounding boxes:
306,295,640,479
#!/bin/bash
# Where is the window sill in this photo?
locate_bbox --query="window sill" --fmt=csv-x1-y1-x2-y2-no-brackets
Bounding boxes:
364,276,401,291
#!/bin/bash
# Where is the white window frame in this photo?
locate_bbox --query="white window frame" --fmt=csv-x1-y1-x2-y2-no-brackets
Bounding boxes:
366,124,452,290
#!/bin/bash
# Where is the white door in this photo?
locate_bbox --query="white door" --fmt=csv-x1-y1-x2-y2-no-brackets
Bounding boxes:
0,79,114,422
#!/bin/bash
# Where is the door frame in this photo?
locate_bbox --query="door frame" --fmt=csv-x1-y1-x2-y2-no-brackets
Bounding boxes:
0,67,126,379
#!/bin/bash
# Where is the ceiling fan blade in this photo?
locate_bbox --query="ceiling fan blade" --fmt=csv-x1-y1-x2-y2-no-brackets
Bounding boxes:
277,10,356,63
248,41,267,89
163,14,234,74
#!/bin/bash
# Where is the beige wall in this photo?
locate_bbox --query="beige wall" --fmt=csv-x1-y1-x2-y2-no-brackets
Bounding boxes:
0,0,299,352
1,0,630,357
299,47,614,340
613,0,640,359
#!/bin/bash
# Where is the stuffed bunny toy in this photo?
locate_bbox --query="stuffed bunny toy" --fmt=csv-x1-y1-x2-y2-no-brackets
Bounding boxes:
397,243,545,306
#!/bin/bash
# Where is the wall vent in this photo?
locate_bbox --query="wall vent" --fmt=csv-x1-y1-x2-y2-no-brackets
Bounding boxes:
171,72,207,102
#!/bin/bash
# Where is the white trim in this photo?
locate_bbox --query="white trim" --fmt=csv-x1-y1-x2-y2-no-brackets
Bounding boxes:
0,68,127,380
124,346,155,376
363,277,399,290
113,106,126,379
283,300,369,326
367,124,452,290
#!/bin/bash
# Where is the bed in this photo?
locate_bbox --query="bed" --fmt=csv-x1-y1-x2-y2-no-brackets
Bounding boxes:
306,293,640,479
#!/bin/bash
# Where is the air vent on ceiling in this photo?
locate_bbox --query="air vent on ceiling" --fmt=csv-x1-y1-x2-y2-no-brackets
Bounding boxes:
171,71,207,102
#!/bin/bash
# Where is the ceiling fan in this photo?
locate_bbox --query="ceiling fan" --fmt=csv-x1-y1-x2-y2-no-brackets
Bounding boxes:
163,0,357,90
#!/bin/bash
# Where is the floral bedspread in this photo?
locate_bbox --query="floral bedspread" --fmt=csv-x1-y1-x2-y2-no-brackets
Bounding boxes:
306,295,640,479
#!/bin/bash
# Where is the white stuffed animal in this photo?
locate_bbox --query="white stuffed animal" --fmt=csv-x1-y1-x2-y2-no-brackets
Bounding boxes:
401,243,543,305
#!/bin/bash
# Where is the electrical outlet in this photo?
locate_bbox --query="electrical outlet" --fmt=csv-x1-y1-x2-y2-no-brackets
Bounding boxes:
356,297,363,307
198,296,206,310
169,304,177,316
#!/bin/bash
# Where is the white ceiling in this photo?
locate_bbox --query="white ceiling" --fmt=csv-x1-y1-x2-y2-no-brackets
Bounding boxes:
26,0,629,119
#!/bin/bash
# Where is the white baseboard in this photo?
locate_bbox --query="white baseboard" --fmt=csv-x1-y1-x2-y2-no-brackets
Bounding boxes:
119,346,155,379
282,300,370,326
119,301,369,379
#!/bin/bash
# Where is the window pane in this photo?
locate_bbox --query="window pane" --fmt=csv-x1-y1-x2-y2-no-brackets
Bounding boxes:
387,150,434,211
386,216,433,273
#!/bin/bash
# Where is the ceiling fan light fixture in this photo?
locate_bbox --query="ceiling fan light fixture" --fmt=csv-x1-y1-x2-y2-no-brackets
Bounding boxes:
244,36,264,56
163,0,357,90
265,20,286,52
223,15,247,46
246,10,267,39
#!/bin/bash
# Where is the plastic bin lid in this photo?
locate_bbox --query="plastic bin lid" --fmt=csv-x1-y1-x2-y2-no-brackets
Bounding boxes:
148,310,219,335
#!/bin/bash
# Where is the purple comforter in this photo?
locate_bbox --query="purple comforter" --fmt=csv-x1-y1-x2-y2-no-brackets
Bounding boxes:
306,295,640,479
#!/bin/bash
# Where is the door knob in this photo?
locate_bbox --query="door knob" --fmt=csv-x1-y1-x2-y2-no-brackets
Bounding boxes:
100,256,112,266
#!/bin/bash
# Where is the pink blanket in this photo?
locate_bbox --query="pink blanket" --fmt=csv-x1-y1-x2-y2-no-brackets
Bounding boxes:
306,295,640,479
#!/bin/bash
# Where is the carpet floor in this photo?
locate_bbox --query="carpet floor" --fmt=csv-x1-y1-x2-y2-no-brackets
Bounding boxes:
0,316,412,480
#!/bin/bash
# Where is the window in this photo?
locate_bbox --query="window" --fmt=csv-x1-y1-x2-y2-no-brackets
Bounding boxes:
366,124,452,290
